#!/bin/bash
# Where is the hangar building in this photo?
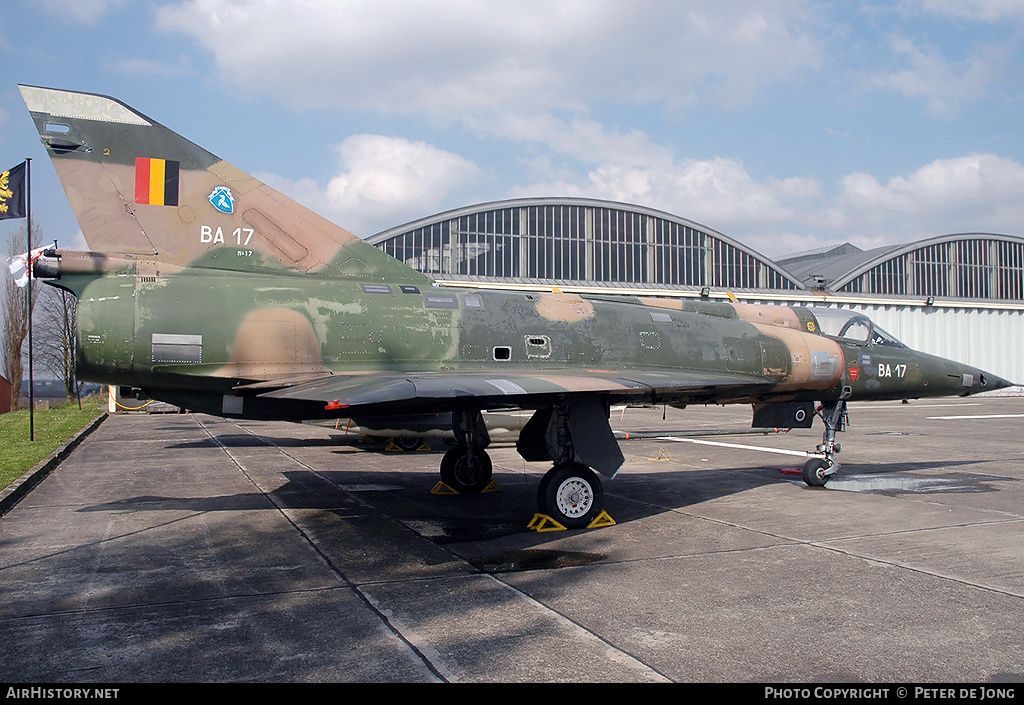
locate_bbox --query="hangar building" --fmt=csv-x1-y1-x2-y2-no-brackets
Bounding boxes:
367,197,1024,388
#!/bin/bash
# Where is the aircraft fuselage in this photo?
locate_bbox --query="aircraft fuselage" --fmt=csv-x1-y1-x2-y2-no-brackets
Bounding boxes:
60,262,997,420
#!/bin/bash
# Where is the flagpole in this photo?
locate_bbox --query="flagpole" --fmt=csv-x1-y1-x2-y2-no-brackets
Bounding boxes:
26,158,33,442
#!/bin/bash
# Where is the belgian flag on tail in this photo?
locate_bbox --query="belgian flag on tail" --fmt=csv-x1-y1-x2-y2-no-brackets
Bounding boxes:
134,157,180,206
0,161,27,220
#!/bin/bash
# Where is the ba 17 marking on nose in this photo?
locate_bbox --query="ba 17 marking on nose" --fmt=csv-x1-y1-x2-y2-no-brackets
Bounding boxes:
200,226,254,246
878,363,907,378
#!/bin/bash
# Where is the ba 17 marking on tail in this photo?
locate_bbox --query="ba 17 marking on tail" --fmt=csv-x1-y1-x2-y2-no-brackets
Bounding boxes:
20,85,1016,528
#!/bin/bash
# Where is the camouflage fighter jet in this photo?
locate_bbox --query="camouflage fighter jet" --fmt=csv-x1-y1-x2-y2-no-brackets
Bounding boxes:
20,86,1015,528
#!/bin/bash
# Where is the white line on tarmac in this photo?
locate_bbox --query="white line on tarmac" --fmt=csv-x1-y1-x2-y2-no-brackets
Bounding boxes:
926,414,1024,420
857,402,981,408
658,436,817,458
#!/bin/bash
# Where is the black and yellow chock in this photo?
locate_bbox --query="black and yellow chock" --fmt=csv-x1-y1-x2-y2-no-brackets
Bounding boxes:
528,514,566,532
431,481,460,495
386,439,432,452
527,510,616,532
431,480,501,495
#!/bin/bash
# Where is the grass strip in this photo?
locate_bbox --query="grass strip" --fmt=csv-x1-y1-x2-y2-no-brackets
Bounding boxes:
0,398,107,491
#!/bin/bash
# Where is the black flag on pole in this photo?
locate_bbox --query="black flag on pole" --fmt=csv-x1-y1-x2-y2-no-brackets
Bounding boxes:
0,161,27,220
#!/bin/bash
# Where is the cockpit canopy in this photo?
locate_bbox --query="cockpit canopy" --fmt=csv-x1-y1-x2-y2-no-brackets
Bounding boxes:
807,308,906,348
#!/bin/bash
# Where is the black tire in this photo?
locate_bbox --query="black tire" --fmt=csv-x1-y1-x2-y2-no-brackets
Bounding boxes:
540,463,603,529
439,445,493,494
395,435,422,451
802,457,832,487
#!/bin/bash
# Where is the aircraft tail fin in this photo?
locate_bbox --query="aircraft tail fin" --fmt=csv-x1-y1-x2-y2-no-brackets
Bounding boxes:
20,85,428,282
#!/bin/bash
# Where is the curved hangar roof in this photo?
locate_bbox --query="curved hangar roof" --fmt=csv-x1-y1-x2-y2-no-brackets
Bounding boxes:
368,198,1024,303
778,233,1024,302
367,197,804,292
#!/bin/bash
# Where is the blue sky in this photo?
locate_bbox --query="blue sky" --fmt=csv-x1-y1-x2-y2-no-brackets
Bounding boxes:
2,0,1024,258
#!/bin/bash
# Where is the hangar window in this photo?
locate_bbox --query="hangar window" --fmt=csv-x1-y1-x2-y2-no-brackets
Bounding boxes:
372,199,804,291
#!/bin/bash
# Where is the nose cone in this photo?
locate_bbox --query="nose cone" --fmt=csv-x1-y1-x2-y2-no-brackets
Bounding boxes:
954,363,1016,396
974,370,1016,394
920,351,1017,397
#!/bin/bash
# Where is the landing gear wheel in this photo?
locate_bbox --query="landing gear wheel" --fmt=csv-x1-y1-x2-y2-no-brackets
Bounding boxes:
802,457,833,487
395,436,422,451
539,463,603,529
439,445,493,494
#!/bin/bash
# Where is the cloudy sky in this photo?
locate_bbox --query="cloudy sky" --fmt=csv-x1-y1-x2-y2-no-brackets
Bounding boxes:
2,0,1024,258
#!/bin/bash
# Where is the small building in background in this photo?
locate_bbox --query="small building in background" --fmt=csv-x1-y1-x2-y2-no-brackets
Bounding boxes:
0,375,11,414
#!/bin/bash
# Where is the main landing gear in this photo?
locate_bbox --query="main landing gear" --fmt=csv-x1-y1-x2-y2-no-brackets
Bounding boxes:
518,395,618,528
438,397,617,529
802,398,849,487
535,463,604,529
438,409,494,494
439,444,493,494
438,449,605,529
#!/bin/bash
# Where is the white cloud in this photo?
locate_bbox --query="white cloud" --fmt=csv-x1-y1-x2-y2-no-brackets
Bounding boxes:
509,154,825,254
156,0,823,116
901,0,1024,21
150,0,1024,256
867,36,1009,117
837,154,1024,234
473,112,673,169
511,151,1024,256
261,134,481,236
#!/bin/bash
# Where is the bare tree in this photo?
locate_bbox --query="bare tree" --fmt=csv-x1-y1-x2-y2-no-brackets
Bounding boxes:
35,284,79,401
3,223,41,410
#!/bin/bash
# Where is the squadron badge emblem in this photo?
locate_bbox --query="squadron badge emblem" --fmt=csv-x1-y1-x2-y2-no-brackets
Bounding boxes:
208,186,235,214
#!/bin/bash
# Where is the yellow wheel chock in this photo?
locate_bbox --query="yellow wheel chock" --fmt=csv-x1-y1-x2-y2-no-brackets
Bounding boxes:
431,481,460,495
528,514,567,532
528,510,616,532
386,438,432,452
431,480,501,495
587,510,616,528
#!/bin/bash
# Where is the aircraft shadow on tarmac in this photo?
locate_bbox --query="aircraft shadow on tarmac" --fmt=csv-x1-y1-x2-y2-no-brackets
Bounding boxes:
168,434,358,449
76,453,1010,552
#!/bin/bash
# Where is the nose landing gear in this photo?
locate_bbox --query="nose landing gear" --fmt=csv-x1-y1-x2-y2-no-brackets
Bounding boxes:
802,397,848,487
